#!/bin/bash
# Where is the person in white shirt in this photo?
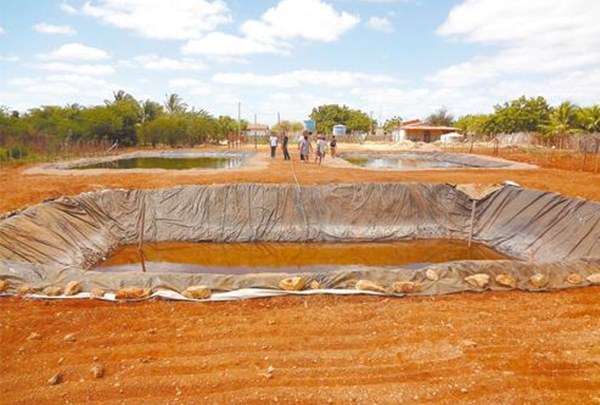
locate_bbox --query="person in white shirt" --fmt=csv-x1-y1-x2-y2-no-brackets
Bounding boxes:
269,133,278,158
316,135,327,165
299,133,312,163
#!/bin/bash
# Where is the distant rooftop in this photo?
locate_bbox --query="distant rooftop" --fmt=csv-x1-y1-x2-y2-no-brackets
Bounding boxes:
246,123,269,131
397,119,456,131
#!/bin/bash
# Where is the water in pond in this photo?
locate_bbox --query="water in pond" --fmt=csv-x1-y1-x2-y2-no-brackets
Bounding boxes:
97,240,509,274
344,156,464,170
78,156,244,170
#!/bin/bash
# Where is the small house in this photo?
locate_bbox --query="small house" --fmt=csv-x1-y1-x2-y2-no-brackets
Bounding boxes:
245,123,270,137
392,120,457,143
332,124,347,136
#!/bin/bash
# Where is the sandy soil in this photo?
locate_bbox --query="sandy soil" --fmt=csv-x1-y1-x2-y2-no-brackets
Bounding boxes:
1,289,599,404
450,145,600,174
1,144,599,214
2,144,600,403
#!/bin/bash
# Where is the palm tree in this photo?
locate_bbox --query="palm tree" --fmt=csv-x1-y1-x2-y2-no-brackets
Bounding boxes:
164,93,188,114
140,100,163,123
577,105,600,133
105,90,136,105
542,101,579,147
426,108,454,127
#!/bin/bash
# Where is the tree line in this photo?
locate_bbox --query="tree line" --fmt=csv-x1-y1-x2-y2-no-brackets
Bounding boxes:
379,97,600,145
0,91,247,161
454,96,600,142
309,104,376,135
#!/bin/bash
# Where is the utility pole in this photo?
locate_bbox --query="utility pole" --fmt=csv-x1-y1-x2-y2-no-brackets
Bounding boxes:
369,110,374,141
277,112,281,142
237,101,241,149
254,113,257,150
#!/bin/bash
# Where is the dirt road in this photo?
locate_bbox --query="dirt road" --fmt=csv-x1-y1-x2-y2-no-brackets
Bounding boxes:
1,289,599,404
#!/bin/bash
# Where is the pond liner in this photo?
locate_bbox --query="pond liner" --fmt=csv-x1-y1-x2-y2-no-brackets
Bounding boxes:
338,151,535,169
0,183,599,301
22,150,258,176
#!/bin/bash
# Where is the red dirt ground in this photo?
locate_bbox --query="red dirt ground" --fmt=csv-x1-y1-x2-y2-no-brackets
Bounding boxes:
1,289,599,404
1,145,599,403
1,145,600,214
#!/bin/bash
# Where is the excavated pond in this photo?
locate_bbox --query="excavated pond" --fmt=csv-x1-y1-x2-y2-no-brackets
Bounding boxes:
339,151,528,171
98,240,509,274
26,151,255,174
78,156,244,170
344,156,464,170
0,183,598,300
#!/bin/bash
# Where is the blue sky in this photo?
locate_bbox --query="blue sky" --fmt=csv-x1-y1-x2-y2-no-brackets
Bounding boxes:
1,0,599,124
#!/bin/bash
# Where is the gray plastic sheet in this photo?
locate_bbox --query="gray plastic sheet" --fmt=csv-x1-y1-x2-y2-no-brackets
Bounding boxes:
0,183,599,299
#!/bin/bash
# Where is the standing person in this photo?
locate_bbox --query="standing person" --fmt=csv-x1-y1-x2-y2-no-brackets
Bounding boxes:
299,134,312,163
330,135,337,158
282,132,290,160
316,135,327,165
269,132,278,158
313,135,321,163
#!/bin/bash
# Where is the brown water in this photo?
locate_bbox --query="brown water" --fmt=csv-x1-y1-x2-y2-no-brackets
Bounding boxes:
97,240,509,274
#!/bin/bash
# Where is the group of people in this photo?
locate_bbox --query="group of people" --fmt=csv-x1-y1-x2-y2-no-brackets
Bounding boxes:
269,132,337,165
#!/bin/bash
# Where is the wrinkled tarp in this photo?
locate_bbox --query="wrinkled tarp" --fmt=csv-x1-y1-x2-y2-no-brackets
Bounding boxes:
22,150,260,176
0,183,599,300
338,151,535,169
53,150,254,170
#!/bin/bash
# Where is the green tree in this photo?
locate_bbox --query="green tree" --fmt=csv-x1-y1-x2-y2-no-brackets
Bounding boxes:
454,114,491,136
80,105,124,143
164,93,188,114
105,90,137,105
140,100,164,123
139,115,186,147
107,98,142,145
426,108,454,127
272,120,304,133
310,104,374,134
577,105,600,133
486,96,551,134
184,110,217,146
216,115,238,140
542,101,580,143
383,116,403,133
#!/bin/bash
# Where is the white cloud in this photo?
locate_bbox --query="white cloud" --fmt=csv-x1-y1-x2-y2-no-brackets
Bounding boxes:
182,32,285,56
0,25,5,35
4,74,126,109
39,43,110,61
128,54,206,71
60,2,77,14
432,0,600,88
0,55,20,62
367,16,393,33
183,0,358,57
80,0,231,40
212,70,400,88
168,78,212,96
35,62,115,76
242,0,359,43
33,22,76,35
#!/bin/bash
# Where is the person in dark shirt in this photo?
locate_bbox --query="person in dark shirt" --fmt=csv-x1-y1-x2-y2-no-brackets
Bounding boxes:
330,135,337,158
282,132,290,160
